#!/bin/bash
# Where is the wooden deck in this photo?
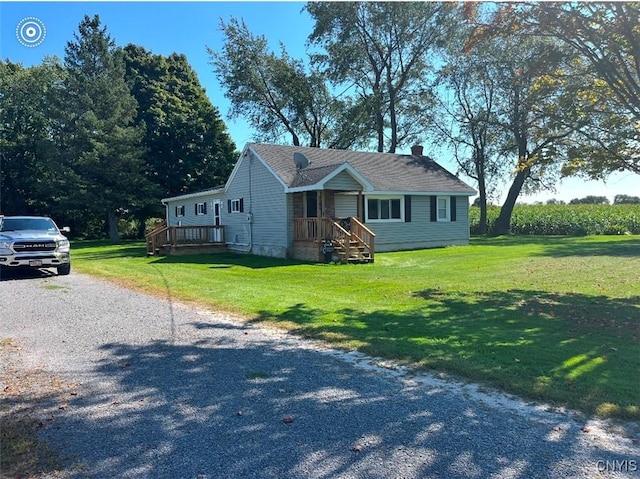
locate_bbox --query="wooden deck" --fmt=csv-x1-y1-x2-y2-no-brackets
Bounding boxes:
146,218,373,263
146,224,226,256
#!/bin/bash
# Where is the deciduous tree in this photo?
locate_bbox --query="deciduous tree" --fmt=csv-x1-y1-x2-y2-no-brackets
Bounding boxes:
123,45,237,197
513,3,639,178
434,8,508,234
0,60,64,216
209,18,362,148
306,1,456,153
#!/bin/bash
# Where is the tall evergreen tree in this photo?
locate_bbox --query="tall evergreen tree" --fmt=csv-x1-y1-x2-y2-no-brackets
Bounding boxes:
123,45,237,199
60,15,157,241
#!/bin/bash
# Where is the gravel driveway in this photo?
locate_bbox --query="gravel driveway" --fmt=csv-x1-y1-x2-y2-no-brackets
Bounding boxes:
1,270,638,479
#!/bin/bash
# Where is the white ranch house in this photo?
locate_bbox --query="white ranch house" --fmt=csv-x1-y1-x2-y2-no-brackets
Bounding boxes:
147,143,476,262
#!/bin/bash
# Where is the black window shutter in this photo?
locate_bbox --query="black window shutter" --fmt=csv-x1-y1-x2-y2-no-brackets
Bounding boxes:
404,195,412,222
430,196,437,222
227,199,231,213
451,196,457,222
203,202,207,214
175,206,178,216
239,198,244,212
195,204,198,215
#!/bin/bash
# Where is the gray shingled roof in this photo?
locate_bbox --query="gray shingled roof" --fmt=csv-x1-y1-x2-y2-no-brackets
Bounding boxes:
249,143,476,194
289,163,346,188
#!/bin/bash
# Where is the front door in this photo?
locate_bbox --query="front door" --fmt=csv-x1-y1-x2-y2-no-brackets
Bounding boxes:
305,191,318,217
212,201,222,242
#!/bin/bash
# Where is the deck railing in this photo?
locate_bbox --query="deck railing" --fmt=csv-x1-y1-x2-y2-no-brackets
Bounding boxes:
146,225,225,255
169,225,225,245
293,217,335,241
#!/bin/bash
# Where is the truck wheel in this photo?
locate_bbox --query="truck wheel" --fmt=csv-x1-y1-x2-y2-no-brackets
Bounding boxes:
57,263,71,275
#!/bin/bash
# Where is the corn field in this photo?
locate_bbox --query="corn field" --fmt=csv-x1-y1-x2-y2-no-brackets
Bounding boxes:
470,204,640,235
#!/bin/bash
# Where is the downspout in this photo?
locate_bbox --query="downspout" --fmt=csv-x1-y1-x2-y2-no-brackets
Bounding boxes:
161,199,169,226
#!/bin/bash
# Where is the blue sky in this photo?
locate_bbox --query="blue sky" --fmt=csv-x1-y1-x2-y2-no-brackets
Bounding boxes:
1,1,637,203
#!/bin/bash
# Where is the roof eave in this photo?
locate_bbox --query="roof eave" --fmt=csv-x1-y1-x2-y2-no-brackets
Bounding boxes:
364,189,477,196
161,188,225,204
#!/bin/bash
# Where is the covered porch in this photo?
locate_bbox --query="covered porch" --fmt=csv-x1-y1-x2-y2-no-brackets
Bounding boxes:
291,189,375,263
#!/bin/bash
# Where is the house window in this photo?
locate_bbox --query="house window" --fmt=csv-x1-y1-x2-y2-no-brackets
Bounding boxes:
228,198,244,213
430,196,457,222
366,197,403,222
175,205,185,217
196,202,207,215
437,196,450,222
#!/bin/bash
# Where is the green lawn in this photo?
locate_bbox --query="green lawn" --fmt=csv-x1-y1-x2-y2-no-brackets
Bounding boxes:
72,235,640,419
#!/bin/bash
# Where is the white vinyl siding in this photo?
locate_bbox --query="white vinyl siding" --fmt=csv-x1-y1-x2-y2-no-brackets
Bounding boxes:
324,170,362,191
166,194,222,227
334,193,358,218
368,195,470,252
225,152,289,256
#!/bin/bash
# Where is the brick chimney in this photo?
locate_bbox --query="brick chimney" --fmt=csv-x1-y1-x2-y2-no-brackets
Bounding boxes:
411,145,424,157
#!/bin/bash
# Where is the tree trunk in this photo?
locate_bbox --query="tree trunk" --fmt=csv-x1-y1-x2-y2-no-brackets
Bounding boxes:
387,73,397,153
475,150,488,235
107,210,120,243
492,168,529,235
136,214,147,239
373,81,385,152
477,181,488,235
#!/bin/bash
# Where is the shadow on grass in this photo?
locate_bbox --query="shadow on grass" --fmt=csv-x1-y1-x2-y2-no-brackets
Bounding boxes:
1,398,65,476
254,289,640,418
72,242,309,269
150,252,313,269
538,236,640,258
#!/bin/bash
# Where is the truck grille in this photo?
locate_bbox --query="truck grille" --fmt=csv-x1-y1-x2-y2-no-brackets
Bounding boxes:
13,241,56,252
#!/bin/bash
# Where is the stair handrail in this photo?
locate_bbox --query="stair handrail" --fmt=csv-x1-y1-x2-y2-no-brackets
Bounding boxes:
145,225,169,254
330,220,351,248
350,217,375,261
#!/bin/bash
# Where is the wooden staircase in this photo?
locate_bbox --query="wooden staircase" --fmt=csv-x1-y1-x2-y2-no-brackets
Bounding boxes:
328,217,375,264
333,239,373,263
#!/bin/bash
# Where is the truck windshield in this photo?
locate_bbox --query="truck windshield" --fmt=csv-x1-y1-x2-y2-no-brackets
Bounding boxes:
0,218,57,232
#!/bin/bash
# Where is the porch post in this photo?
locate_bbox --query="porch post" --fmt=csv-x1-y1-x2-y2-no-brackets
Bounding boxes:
317,190,323,238
357,191,363,220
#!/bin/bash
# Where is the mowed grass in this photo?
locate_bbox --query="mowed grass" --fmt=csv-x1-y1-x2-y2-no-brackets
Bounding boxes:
72,236,640,419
